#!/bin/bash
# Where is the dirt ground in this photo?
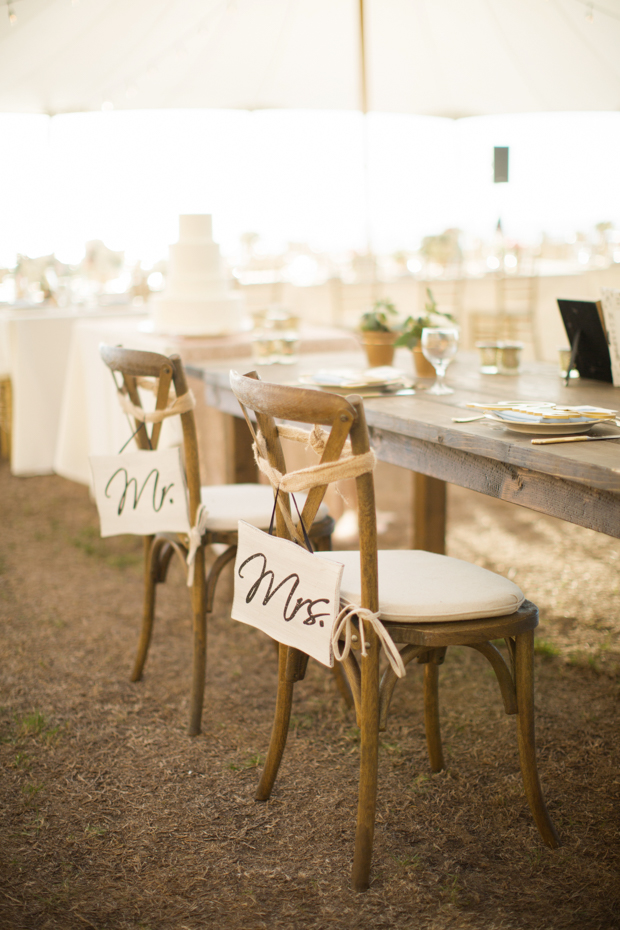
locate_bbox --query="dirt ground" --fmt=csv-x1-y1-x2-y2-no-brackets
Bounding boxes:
1,458,619,930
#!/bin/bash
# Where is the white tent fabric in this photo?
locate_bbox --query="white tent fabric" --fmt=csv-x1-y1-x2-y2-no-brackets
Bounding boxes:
0,0,619,117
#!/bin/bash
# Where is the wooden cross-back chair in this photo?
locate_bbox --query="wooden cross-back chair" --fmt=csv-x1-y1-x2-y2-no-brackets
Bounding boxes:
99,346,334,737
230,369,560,892
469,272,541,358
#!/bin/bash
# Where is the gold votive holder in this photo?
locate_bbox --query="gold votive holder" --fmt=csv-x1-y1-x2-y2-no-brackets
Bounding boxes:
558,347,579,379
497,342,523,375
251,306,300,365
476,342,500,374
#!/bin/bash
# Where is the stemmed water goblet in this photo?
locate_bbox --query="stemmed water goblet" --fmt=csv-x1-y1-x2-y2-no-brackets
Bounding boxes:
421,327,459,395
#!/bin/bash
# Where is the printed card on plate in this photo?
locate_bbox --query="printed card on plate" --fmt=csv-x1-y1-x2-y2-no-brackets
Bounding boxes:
232,521,344,668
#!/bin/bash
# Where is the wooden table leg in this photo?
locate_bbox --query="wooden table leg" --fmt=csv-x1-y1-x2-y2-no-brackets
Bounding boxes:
233,415,257,483
189,375,258,486
412,473,446,554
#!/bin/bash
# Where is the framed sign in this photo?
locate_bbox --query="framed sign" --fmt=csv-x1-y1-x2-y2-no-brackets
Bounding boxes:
558,299,612,383
90,448,191,538
232,521,344,668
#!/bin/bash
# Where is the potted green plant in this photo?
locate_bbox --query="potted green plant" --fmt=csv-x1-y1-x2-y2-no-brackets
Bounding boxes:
358,299,400,367
395,288,457,376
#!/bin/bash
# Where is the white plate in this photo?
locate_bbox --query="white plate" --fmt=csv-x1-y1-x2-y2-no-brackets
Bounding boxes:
299,367,408,392
486,414,596,435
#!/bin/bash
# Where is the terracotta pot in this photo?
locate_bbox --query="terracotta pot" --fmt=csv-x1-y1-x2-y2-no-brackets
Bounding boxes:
359,331,398,367
413,345,436,378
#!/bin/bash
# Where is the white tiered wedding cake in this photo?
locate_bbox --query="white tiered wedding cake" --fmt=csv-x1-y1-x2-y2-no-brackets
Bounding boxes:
153,215,243,335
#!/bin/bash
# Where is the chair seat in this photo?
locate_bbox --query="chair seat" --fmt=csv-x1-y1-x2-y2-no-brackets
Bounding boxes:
200,483,329,532
316,549,524,622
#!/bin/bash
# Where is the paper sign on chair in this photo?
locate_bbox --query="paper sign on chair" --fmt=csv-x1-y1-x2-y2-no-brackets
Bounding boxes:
232,521,344,668
90,448,191,537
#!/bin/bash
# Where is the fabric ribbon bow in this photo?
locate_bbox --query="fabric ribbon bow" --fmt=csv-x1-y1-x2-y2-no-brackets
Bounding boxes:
186,503,211,587
332,603,406,678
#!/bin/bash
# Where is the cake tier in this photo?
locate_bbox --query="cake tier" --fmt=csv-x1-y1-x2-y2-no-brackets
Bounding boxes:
164,273,229,300
169,241,221,274
153,292,243,336
179,214,212,241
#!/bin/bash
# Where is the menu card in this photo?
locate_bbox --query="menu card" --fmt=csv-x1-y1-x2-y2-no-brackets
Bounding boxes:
601,289,620,387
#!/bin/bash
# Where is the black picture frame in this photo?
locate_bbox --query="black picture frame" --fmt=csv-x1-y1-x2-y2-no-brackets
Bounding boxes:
557,298,612,383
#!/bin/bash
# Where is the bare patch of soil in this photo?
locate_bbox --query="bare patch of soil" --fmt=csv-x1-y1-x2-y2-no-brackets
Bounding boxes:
1,460,619,930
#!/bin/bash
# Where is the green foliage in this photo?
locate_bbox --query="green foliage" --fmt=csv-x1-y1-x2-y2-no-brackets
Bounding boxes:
7,710,63,746
359,299,398,332
18,711,48,736
534,639,561,659
70,526,142,569
289,713,314,731
228,753,266,771
13,752,31,770
394,288,456,348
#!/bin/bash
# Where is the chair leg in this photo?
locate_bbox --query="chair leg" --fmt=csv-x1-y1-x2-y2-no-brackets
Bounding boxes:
424,656,445,773
205,544,237,613
131,536,158,683
331,661,354,709
188,546,207,737
514,630,560,848
312,532,333,552
351,640,381,892
256,644,297,801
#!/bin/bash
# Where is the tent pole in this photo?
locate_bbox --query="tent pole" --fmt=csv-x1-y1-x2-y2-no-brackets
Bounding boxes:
358,0,375,283
359,0,368,116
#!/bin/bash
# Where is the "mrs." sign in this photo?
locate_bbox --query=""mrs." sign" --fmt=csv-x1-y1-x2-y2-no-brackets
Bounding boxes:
232,521,344,667
90,448,191,537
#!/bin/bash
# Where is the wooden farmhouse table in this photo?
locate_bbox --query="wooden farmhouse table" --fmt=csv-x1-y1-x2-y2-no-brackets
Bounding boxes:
187,351,620,552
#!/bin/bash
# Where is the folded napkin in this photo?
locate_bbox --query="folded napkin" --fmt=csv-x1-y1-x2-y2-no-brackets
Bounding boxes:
493,409,592,424
300,366,407,388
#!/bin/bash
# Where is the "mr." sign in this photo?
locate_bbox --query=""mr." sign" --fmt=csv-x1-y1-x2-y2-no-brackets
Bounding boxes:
90,448,191,537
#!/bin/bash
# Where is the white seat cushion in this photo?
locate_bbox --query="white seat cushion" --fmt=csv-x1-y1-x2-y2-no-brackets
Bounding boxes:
200,484,329,532
316,549,524,622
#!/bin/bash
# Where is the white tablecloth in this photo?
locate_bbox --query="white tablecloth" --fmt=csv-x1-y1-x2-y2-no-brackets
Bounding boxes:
53,317,183,485
53,316,359,488
0,305,147,476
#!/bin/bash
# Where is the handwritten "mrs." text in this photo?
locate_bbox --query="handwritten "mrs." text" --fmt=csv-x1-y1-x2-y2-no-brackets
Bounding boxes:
238,551,330,627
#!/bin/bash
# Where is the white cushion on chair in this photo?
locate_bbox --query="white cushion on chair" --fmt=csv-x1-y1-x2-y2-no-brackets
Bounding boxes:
200,484,329,532
316,549,524,622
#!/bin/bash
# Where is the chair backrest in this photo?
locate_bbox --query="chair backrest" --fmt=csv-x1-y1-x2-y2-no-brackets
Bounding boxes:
495,273,538,314
229,370,380,614
99,345,202,521
328,277,385,328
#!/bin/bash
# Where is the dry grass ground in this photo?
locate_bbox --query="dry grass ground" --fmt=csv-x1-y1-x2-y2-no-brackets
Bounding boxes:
1,459,619,930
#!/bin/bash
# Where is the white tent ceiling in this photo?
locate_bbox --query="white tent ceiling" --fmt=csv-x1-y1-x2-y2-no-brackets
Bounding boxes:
0,0,619,118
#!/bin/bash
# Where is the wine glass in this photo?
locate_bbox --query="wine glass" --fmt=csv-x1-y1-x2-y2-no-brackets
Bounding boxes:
421,327,459,395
